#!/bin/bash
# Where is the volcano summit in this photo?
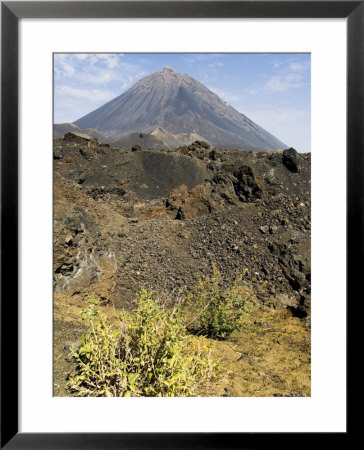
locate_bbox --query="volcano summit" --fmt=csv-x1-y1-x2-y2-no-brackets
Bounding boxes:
68,67,287,151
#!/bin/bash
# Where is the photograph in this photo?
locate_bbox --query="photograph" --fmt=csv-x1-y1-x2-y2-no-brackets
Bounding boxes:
1,0,357,444
52,52,311,398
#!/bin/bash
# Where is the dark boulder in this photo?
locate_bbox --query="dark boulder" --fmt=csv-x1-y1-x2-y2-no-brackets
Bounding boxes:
209,148,227,161
79,148,94,161
283,148,301,173
232,165,266,201
175,207,186,220
194,140,210,150
182,141,211,158
131,144,142,152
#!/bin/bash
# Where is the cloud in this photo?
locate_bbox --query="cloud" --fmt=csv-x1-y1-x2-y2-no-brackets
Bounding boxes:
74,54,89,61
208,62,225,69
54,54,75,78
54,53,148,122
54,54,139,85
56,85,115,102
289,59,310,72
77,69,115,85
94,54,121,69
264,62,309,92
289,62,306,72
264,72,305,92
245,57,310,94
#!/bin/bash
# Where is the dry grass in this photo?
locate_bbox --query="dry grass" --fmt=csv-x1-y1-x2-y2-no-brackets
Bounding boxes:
54,295,310,397
197,308,311,397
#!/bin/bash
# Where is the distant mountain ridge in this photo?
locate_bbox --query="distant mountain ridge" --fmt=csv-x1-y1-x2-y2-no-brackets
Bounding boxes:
53,123,106,141
53,123,210,150
60,67,287,150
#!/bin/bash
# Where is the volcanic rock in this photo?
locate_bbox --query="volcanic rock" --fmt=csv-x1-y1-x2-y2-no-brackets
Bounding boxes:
54,136,311,316
283,147,301,173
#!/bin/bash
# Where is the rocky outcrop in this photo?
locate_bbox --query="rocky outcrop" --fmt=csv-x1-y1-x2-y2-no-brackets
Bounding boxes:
131,144,142,152
53,173,127,305
178,140,212,159
231,165,266,201
54,137,311,316
79,148,94,160
283,147,302,173
166,184,189,211
63,131,98,147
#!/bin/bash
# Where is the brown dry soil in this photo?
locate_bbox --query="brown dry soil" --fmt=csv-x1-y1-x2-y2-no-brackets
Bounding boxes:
53,135,311,397
54,294,310,397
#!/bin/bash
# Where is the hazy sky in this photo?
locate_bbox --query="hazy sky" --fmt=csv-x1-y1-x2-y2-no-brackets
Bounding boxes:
54,53,311,152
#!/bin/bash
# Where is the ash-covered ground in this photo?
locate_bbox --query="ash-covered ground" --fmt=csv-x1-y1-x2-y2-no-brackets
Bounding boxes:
54,133,311,317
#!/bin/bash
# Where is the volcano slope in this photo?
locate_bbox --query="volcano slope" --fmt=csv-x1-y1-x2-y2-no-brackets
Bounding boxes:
53,133,311,396
72,66,286,150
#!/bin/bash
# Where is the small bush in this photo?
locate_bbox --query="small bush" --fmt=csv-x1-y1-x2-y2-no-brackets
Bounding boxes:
66,295,128,397
187,263,266,339
67,291,217,397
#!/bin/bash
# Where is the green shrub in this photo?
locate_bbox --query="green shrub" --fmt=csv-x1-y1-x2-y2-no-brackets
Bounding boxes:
67,290,217,397
66,295,128,397
187,263,266,339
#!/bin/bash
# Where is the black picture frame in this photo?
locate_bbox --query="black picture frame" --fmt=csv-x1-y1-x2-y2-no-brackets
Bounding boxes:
1,1,358,448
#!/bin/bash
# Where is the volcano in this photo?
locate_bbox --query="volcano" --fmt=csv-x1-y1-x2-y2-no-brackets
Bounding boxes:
72,66,287,150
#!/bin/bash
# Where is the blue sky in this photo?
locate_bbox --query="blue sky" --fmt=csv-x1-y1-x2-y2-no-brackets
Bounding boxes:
54,53,311,152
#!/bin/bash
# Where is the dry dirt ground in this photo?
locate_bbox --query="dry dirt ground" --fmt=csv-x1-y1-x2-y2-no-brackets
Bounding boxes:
54,294,310,397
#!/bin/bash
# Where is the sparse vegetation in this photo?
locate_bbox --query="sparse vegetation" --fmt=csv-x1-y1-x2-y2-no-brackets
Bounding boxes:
67,265,272,396
187,263,267,339
56,290,310,397
67,290,217,397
